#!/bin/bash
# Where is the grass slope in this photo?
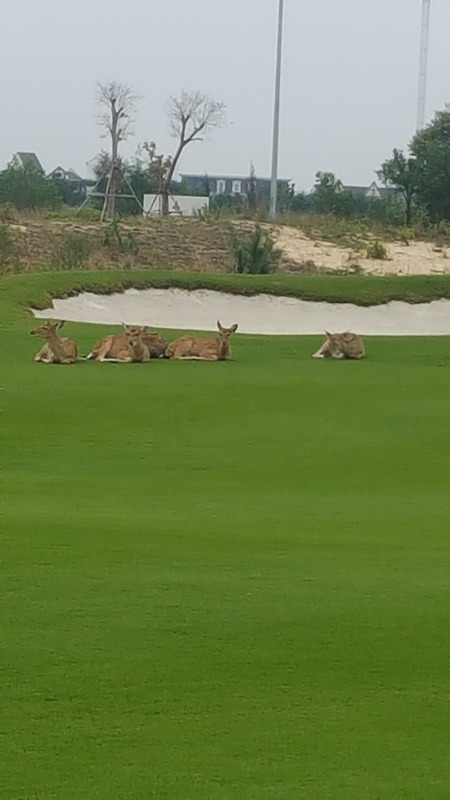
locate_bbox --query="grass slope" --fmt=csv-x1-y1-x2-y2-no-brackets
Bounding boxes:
3,269,450,311
1,274,450,799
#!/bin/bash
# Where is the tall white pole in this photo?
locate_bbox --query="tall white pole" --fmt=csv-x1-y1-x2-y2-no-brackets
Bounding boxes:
416,0,432,132
269,0,284,221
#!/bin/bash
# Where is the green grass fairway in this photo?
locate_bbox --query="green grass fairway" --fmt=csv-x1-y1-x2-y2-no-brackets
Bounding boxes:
2,275,450,799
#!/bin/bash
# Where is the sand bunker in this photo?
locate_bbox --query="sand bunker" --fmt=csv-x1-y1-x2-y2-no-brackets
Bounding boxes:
32,288,450,336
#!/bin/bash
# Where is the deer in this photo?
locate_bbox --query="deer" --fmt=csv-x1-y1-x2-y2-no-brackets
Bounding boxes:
312,331,365,360
139,328,168,358
31,320,78,364
166,321,238,361
125,327,150,363
85,325,148,362
86,324,150,363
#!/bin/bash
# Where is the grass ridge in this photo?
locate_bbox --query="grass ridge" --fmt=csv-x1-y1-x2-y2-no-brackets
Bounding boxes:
2,269,450,320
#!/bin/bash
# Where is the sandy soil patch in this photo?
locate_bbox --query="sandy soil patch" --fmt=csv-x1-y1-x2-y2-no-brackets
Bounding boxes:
270,225,450,276
32,288,450,336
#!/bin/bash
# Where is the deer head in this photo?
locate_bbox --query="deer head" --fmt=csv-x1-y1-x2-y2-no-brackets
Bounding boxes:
216,320,238,357
30,320,65,338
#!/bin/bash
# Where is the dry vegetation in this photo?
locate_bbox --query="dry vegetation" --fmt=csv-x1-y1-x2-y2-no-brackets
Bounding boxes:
1,210,450,277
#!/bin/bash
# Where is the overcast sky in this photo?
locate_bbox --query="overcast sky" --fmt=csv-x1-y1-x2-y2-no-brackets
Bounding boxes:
1,0,449,191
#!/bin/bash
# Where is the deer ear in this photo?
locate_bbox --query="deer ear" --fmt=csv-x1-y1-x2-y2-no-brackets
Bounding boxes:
121,322,128,331
142,326,148,333
325,331,332,339
230,324,238,333
57,320,66,330
217,320,222,331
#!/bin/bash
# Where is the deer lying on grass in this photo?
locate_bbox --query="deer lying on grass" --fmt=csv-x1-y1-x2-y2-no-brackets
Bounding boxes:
312,331,365,360
167,321,238,361
139,329,168,358
31,321,78,364
86,325,150,363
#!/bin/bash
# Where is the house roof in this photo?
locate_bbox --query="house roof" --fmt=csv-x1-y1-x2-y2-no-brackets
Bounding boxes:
342,184,372,197
341,182,402,200
376,186,402,199
15,152,44,172
48,166,83,181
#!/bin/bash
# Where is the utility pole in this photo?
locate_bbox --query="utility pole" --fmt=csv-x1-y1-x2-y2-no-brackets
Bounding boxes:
269,0,284,221
416,0,432,132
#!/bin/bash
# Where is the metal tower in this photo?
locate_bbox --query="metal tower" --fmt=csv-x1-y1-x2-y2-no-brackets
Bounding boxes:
416,0,432,132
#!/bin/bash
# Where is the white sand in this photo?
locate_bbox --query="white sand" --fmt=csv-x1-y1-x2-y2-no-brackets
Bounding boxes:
270,224,450,276
32,288,450,336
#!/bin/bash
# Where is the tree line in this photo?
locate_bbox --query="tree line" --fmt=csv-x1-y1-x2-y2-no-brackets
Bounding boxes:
0,82,225,217
1,85,450,225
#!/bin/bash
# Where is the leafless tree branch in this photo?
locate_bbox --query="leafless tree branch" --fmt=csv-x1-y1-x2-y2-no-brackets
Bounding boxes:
96,81,138,220
96,81,137,142
166,90,226,146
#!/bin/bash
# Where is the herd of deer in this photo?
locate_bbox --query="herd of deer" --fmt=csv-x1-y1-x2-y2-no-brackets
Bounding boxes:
30,320,365,364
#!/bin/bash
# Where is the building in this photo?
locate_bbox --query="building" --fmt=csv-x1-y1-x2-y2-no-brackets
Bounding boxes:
47,166,88,203
180,174,291,197
338,180,401,201
9,151,44,173
47,166,83,182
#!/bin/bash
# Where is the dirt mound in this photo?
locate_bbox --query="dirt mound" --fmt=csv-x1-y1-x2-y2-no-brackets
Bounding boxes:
2,215,450,276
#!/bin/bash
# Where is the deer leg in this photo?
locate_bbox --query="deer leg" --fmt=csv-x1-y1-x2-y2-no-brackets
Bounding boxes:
312,340,330,359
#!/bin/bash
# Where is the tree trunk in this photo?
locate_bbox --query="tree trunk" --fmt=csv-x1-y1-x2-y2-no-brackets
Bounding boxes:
106,165,118,220
405,193,413,226
104,99,120,221
160,140,185,217
160,189,170,216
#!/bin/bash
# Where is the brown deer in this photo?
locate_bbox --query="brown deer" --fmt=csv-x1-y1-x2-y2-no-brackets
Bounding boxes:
31,321,78,364
312,331,365,360
86,324,150,362
124,327,150,363
139,329,168,358
167,321,238,361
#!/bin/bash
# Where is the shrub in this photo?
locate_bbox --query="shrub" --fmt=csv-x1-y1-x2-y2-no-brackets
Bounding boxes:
0,224,17,272
102,220,137,253
0,203,15,222
231,225,279,274
54,233,92,269
0,165,61,210
365,239,389,260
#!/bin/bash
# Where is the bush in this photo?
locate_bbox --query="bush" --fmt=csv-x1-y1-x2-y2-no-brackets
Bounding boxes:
54,233,92,269
231,225,280,274
102,220,137,253
365,239,389,260
0,224,17,272
0,203,15,222
0,165,61,210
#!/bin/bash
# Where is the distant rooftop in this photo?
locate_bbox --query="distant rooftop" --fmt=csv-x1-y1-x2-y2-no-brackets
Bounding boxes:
14,152,44,172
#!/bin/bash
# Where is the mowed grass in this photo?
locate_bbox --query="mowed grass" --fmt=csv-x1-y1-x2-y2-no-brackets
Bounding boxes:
1,291,450,798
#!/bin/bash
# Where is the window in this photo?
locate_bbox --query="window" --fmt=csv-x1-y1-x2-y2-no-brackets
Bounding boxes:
216,179,226,194
232,180,242,194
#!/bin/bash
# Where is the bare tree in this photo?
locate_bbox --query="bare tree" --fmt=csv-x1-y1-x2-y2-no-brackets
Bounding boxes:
145,91,225,216
96,81,137,220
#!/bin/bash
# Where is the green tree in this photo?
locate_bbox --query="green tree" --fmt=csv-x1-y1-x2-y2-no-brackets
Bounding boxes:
0,164,61,210
377,149,418,225
410,108,450,221
312,172,356,218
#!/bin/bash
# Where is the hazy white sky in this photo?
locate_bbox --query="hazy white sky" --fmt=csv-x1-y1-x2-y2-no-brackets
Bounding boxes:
1,0,449,191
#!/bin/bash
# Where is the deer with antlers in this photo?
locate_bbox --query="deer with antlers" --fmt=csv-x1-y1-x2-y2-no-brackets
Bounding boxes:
31,321,78,364
166,321,238,361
